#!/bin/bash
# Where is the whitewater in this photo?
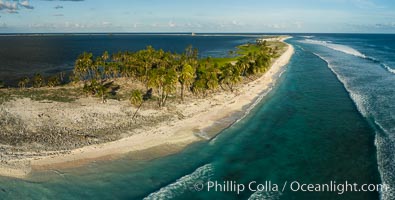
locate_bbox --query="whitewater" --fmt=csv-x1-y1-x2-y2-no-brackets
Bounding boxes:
299,36,395,200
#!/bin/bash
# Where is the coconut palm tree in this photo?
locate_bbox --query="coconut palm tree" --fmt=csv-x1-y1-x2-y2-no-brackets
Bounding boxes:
256,53,271,73
237,57,249,76
70,42,276,106
74,52,93,82
102,51,109,62
137,46,156,88
18,76,30,89
184,45,199,67
178,64,195,101
93,57,103,80
130,90,143,106
130,90,143,120
103,64,112,80
32,73,44,88
220,63,241,92
96,82,107,103
148,58,178,108
206,63,220,91
47,75,60,87
192,64,209,96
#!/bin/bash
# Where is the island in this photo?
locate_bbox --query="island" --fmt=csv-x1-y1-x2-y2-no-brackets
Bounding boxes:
0,35,294,178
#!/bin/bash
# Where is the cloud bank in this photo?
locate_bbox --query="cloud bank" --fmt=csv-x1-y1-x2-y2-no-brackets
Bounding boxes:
0,0,33,13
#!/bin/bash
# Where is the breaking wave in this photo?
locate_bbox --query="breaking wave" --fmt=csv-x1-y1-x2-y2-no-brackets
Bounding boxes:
143,164,214,200
302,39,367,58
311,53,369,117
248,190,283,200
303,39,395,76
382,64,395,75
312,51,395,200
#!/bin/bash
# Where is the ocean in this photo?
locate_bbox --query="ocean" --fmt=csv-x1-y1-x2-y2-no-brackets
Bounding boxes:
0,33,257,86
1,34,395,200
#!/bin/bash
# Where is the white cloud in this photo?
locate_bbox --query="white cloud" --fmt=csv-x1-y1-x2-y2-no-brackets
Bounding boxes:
19,1,33,9
0,0,18,12
0,0,33,14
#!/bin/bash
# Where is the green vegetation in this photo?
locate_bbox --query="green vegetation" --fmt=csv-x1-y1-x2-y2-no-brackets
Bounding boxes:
16,72,65,89
0,87,79,104
32,73,45,88
220,63,241,92
178,64,195,101
47,75,61,87
18,77,30,89
238,44,264,55
0,38,287,108
0,90,12,104
130,90,143,106
210,57,237,66
70,40,282,107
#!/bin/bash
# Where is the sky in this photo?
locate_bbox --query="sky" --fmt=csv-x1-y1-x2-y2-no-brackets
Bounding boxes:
0,0,395,33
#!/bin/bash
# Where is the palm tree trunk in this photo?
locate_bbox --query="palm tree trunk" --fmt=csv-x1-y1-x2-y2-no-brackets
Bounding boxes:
102,94,105,103
181,84,185,101
132,102,143,120
219,84,226,91
163,94,168,107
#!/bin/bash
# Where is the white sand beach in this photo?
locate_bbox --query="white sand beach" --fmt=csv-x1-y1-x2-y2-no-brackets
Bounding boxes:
0,36,294,179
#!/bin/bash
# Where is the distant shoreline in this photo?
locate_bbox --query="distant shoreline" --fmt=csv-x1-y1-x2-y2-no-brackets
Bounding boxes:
0,33,266,88
0,33,279,38
0,36,294,179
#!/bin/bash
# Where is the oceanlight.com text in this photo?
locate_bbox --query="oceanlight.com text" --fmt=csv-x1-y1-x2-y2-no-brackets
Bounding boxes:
192,180,389,195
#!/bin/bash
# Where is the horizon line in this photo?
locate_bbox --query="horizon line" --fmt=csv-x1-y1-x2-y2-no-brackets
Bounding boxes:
0,32,394,35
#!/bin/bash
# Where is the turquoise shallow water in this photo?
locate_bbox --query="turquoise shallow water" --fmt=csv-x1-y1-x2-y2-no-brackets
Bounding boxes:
0,36,385,200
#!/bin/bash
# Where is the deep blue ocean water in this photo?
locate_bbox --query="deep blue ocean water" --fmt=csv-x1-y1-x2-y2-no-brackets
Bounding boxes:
0,34,395,200
0,33,257,86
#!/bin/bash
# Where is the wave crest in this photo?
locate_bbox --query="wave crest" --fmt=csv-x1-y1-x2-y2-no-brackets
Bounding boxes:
304,39,395,76
248,190,283,200
302,39,367,58
143,164,214,200
312,51,395,200
382,64,395,75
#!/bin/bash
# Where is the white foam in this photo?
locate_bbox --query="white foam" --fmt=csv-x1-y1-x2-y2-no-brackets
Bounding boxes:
194,130,211,140
312,52,369,117
248,190,282,200
348,92,369,117
144,164,214,200
208,135,218,145
312,48,395,200
374,133,395,200
383,64,395,75
295,45,306,51
302,39,367,59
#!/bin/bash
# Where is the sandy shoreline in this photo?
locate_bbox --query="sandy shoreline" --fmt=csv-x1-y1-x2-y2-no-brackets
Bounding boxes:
0,36,294,179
